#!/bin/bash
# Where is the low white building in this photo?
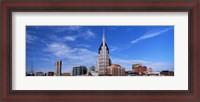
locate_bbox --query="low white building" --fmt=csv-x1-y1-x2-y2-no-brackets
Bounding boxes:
90,71,99,76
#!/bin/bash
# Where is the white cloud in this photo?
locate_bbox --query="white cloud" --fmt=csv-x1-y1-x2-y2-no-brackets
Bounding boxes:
45,42,98,69
83,30,96,38
131,27,173,44
54,26,96,40
64,36,76,41
110,46,120,51
76,44,91,48
26,32,38,43
46,43,76,59
55,26,81,32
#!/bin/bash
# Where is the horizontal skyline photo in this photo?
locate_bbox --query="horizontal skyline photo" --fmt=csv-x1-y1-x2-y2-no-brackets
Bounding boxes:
26,26,174,76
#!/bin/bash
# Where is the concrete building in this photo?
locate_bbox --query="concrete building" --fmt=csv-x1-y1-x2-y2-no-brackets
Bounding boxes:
26,72,35,76
132,64,146,75
125,71,132,76
160,70,174,76
144,72,160,76
97,29,111,76
91,71,99,76
55,60,62,76
121,67,125,76
132,64,142,73
142,66,147,72
48,71,54,76
62,73,72,76
73,66,87,76
107,64,125,76
144,68,154,75
36,72,44,76
88,66,96,73
147,68,153,73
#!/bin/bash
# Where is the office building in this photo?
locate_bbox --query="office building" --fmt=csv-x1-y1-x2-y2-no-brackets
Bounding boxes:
55,60,62,76
48,71,54,76
132,64,146,75
147,68,153,73
72,66,87,76
142,66,147,72
107,64,125,76
125,71,132,76
91,71,99,76
26,72,35,76
36,72,44,76
144,72,160,76
97,29,111,76
160,70,174,76
88,66,96,72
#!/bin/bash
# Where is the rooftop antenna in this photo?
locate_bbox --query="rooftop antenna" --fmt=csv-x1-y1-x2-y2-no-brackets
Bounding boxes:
102,27,106,43
103,27,105,35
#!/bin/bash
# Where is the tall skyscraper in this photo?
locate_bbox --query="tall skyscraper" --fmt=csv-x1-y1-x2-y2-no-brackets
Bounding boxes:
55,60,62,76
97,29,111,76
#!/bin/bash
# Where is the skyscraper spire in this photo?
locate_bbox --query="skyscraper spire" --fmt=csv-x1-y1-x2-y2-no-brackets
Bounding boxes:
103,27,105,36
102,28,106,46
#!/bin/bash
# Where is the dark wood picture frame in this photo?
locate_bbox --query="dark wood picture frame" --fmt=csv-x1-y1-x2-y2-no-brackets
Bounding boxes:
0,0,199,102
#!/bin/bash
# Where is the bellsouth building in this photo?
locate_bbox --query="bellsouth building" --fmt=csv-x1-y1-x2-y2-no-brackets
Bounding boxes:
97,29,111,76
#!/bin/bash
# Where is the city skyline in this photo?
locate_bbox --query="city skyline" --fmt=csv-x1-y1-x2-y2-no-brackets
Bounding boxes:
26,26,174,74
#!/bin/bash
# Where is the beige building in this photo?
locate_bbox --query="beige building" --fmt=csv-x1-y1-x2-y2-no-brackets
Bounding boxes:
55,60,62,76
107,64,125,76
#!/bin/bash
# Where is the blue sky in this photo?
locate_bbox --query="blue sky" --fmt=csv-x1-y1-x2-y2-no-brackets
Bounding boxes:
26,26,174,73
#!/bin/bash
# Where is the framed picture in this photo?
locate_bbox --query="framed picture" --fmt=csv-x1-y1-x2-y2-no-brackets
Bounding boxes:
1,0,199,102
